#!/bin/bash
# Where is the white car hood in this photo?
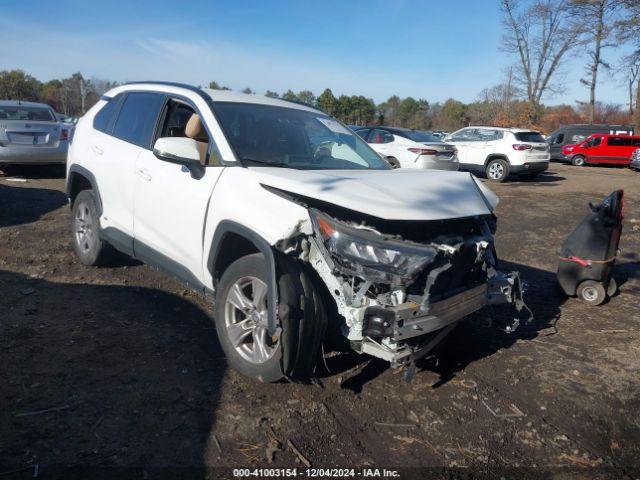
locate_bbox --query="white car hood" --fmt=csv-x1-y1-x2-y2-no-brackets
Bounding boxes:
249,167,498,221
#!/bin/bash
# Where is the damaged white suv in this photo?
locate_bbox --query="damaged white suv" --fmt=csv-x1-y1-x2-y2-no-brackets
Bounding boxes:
67,82,528,382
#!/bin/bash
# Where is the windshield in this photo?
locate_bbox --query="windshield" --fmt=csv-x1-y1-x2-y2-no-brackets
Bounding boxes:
212,102,390,170
404,130,442,142
0,105,55,122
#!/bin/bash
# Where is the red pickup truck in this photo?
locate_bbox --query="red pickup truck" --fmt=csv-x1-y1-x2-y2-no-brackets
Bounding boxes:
562,133,640,166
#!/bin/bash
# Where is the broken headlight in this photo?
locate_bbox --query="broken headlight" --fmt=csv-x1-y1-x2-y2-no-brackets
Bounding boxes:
310,209,437,283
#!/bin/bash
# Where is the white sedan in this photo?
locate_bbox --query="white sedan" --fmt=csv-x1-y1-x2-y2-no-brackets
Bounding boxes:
355,126,458,170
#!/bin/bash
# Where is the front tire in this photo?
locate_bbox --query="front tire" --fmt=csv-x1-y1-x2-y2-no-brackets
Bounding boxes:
71,190,109,266
213,252,328,383
485,159,509,182
214,253,284,383
571,155,586,166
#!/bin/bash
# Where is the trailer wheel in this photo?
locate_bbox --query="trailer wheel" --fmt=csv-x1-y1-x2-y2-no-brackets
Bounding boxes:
577,280,606,306
606,277,617,297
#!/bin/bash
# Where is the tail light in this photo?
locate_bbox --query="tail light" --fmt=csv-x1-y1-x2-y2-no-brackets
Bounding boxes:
408,148,438,155
512,144,532,151
59,129,69,141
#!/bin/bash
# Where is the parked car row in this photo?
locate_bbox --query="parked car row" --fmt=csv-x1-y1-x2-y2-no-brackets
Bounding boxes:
547,123,634,161
560,133,640,167
1,98,636,180
352,124,550,182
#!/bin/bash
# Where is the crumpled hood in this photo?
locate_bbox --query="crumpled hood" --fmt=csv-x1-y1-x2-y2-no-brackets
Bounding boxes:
249,167,499,221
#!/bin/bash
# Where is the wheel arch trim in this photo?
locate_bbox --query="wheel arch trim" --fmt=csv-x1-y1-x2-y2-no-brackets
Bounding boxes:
484,154,510,167
208,221,279,336
67,165,103,215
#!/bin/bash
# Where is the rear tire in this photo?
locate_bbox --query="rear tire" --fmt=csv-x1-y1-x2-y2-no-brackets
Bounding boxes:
571,155,586,166
577,280,606,306
485,158,509,182
71,190,109,266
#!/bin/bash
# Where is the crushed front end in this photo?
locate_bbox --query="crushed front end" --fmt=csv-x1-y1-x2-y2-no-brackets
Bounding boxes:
305,208,531,369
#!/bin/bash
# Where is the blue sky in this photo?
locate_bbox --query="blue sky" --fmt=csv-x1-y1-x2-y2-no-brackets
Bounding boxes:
0,0,633,106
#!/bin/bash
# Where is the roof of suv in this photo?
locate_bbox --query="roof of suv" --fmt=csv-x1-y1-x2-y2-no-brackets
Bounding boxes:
465,126,538,133
114,81,322,114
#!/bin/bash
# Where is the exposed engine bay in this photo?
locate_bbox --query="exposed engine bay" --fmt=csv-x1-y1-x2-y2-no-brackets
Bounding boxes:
271,188,532,372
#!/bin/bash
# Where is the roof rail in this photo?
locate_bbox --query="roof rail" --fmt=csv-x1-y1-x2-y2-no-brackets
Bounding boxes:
124,81,203,93
277,97,324,113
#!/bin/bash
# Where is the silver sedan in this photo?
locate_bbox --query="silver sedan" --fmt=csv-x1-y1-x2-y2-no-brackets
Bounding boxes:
0,100,69,165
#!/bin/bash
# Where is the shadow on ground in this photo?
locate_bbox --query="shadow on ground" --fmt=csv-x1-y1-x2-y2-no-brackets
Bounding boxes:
502,170,566,187
0,269,226,472
0,182,67,228
0,164,66,180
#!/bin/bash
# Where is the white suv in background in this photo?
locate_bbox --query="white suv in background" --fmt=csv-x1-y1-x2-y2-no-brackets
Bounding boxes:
355,126,458,171
445,127,549,182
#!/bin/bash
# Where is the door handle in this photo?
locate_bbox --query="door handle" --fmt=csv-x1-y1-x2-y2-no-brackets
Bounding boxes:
92,145,103,155
136,168,152,181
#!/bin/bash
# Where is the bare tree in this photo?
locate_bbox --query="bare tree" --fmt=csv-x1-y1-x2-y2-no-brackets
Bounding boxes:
79,76,92,114
501,0,584,123
572,0,620,124
616,0,640,127
618,55,640,118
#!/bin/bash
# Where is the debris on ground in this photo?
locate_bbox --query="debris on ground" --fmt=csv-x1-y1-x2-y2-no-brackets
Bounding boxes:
287,439,311,468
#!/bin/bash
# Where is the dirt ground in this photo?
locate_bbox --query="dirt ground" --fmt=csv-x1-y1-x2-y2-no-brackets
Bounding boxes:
1,163,639,479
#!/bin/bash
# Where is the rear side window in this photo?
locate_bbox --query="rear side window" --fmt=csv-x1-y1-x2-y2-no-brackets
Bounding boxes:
607,136,632,147
113,92,165,148
93,95,122,133
515,131,545,142
478,129,503,141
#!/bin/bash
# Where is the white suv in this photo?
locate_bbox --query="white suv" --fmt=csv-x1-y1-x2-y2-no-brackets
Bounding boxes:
67,82,527,382
445,127,549,182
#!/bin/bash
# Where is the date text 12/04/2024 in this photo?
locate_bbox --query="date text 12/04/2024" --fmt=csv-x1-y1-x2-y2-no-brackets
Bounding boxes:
233,468,401,478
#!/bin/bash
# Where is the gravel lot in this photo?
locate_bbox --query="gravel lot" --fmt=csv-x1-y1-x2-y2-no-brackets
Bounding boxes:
1,163,639,478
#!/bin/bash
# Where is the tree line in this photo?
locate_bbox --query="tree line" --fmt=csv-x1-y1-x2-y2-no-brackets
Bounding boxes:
0,0,638,133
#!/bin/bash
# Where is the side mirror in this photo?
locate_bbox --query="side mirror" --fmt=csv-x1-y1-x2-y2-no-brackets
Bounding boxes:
443,135,452,142
153,137,205,179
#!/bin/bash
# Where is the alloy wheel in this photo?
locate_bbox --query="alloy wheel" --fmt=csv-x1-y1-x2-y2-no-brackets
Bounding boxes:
74,202,95,253
223,276,277,364
488,162,504,180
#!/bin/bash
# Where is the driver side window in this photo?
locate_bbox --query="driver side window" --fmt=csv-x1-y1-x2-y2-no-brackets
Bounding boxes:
586,136,602,147
158,99,216,165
